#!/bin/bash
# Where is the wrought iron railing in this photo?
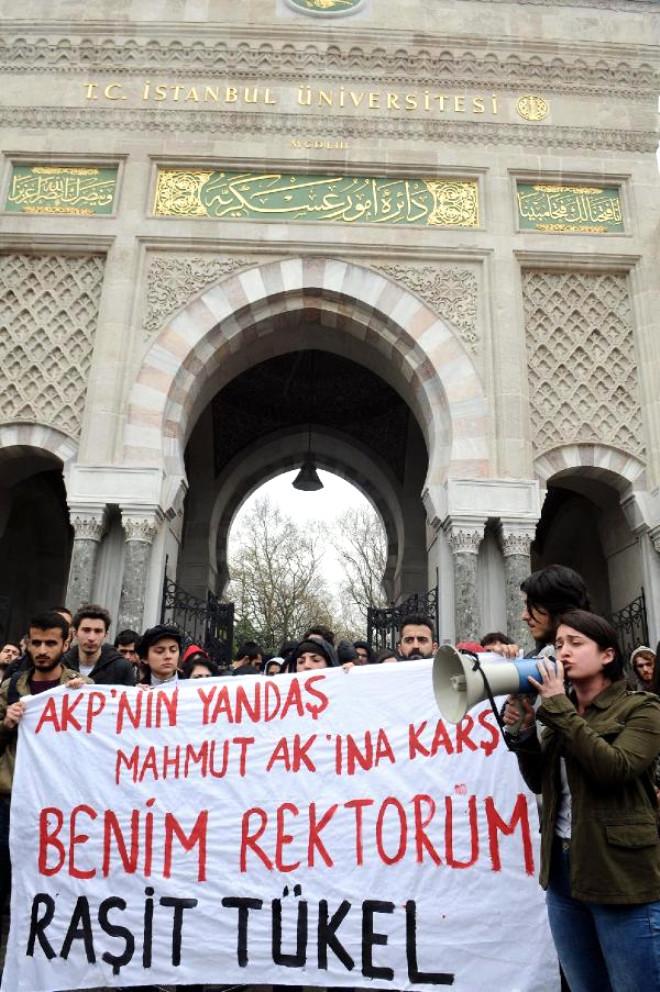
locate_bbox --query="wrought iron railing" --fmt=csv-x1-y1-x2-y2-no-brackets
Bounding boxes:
367,587,439,652
611,589,649,661
160,573,234,666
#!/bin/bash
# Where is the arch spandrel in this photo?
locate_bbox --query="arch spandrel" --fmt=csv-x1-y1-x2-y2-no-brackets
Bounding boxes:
124,258,492,504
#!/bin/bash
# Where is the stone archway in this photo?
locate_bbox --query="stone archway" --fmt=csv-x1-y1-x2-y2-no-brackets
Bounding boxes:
534,442,646,494
533,443,647,621
125,258,491,517
0,424,76,640
178,425,422,603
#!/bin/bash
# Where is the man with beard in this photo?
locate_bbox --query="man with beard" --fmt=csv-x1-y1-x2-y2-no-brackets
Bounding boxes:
397,613,438,660
0,612,90,963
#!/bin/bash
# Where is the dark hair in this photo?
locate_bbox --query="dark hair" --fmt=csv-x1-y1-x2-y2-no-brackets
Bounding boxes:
50,606,72,619
138,624,182,660
353,640,376,664
182,655,219,679
234,640,263,661
556,610,624,682
398,613,435,638
480,631,512,648
73,604,112,632
521,565,590,628
114,629,140,648
278,639,298,661
375,646,398,663
29,611,70,641
290,638,337,670
303,625,335,646
337,640,359,664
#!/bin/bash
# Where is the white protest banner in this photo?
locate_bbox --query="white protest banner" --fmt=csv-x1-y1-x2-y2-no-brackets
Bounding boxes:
3,660,559,992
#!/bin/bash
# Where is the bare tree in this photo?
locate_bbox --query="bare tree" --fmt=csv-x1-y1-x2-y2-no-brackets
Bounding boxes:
332,506,388,623
227,496,335,651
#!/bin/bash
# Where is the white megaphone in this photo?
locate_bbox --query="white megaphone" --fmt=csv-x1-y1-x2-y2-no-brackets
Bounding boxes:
432,645,547,724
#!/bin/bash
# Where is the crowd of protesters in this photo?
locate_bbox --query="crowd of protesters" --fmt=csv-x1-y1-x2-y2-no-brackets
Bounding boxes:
0,563,659,991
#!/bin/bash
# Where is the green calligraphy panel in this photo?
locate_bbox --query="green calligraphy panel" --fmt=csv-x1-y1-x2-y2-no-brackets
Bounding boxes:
153,169,479,228
5,165,118,215
516,183,623,234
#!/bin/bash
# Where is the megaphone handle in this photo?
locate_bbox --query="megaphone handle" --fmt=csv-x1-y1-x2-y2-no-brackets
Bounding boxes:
505,693,536,738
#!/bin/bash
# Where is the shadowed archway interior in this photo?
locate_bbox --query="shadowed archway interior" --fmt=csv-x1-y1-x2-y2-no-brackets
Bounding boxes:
210,350,412,480
177,349,430,606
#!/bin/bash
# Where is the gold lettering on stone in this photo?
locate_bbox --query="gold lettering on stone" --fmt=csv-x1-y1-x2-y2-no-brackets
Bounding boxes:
153,168,479,228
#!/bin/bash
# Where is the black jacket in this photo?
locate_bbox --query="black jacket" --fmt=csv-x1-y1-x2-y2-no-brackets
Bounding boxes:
63,643,136,686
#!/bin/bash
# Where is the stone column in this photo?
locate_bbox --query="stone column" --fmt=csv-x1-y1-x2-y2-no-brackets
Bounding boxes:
118,509,161,632
446,519,486,641
500,521,538,651
65,508,107,610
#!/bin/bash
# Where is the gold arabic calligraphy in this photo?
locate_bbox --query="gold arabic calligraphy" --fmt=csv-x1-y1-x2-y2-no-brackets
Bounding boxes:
517,183,623,232
154,169,479,228
6,166,117,215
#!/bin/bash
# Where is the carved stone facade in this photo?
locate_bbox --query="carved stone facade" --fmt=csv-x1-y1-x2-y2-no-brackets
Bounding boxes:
144,254,254,335
0,33,654,99
522,271,643,457
71,513,106,543
374,264,479,352
122,515,160,544
0,253,104,439
0,107,653,154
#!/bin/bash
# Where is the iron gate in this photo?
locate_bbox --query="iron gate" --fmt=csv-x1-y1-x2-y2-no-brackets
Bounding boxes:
611,589,649,661
367,588,438,652
160,574,234,666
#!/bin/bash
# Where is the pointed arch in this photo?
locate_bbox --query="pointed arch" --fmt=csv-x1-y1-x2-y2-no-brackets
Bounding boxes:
125,257,491,493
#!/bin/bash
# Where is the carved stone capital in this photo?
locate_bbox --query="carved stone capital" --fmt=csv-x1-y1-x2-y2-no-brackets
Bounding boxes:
121,510,162,544
446,520,485,555
649,526,660,556
71,510,106,543
500,524,537,558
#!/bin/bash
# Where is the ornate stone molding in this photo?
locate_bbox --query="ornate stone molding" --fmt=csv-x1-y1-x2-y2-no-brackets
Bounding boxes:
1,106,654,154
472,0,657,9
374,263,478,352
121,511,161,544
446,521,486,555
522,271,643,458
0,253,105,440
649,525,660,556
145,254,253,335
71,512,106,543
500,524,537,558
0,36,654,98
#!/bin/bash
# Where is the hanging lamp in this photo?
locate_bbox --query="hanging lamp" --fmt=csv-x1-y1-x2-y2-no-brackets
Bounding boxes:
293,426,323,491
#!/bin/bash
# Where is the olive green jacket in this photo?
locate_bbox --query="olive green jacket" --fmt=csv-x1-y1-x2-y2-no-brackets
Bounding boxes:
512,681,660,904
0,666,91,797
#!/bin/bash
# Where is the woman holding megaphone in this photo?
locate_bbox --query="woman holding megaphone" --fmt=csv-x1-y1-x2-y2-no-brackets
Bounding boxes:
503,609,660,992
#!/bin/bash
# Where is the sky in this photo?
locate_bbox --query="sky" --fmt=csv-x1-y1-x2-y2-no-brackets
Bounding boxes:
227,469,375,593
